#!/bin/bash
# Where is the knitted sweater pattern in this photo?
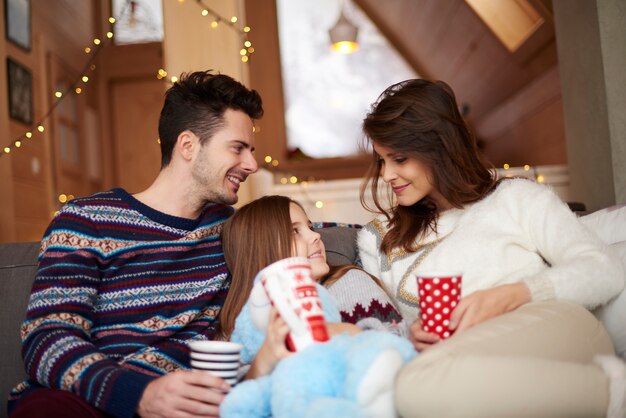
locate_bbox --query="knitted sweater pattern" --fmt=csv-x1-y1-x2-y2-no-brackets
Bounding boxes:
9,188,234,418
326,268,403,325
358,179,624,325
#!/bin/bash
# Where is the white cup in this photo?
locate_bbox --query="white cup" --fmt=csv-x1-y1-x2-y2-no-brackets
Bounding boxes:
188,340,242,384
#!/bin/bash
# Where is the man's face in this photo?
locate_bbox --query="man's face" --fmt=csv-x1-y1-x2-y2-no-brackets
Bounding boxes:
191,109,258,205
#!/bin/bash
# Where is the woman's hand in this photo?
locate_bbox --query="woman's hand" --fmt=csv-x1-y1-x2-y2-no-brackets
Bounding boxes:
409,318,440,352
448,282,530,333
245,308,291,379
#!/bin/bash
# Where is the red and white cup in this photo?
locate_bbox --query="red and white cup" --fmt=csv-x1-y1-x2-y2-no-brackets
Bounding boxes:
259,257,329,352
416,272,462,339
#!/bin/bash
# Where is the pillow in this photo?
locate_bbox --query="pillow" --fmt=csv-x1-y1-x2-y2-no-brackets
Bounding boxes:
593,240,626,360
316,226,360,266
580,203,626,244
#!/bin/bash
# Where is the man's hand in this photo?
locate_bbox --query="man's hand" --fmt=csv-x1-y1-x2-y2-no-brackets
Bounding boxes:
448,282,530,333
137,369,230,418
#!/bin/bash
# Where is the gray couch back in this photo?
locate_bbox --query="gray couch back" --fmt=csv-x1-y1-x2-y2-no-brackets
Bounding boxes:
0,242,38,418
0,228,358,417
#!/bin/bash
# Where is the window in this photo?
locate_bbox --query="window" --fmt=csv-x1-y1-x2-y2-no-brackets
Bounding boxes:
465,0,544,52
276,0,417,159
112,0,163,45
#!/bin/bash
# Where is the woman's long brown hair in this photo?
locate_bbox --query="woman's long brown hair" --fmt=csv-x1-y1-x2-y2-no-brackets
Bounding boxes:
360,79,496,254
217,195,300,340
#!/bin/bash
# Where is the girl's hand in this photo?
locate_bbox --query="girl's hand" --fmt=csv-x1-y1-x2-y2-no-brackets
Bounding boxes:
448,282,530,333
245,308,291,379
326,322,362,336
409,318,440,352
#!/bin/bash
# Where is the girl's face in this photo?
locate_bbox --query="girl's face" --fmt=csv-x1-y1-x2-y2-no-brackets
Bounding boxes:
289,202,330,280
373,142,452,209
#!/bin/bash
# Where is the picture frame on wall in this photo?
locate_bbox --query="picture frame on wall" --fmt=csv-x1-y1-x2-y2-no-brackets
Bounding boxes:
6,58,33,125
5,0,31,51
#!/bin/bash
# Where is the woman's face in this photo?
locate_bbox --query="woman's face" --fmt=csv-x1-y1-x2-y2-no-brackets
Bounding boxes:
289,203,330,280
373,142,452,209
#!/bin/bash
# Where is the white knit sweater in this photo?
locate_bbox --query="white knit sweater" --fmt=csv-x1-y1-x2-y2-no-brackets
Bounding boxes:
357,178,625,324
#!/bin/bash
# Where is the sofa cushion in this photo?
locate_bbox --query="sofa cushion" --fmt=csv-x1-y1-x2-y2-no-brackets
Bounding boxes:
593,240,626,359
0,242,39,416
580,203,626,244
316,226,360,266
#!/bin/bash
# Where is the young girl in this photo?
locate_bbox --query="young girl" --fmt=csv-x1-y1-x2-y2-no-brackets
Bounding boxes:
358,78,626,417
217,195,404,378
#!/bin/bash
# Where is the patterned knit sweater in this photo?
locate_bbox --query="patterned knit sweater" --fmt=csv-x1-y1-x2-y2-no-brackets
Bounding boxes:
8,189,234,418
325,268,405,335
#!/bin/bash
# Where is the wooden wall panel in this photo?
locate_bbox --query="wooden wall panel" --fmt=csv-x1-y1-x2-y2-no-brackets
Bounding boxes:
1,0,103,242
111,78,162,194
476,65,565,166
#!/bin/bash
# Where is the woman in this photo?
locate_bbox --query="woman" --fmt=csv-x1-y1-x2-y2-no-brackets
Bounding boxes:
357,79,626,417
217,195,404,378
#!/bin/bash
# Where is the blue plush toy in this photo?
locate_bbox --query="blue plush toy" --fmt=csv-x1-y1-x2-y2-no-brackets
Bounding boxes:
220,277,416,418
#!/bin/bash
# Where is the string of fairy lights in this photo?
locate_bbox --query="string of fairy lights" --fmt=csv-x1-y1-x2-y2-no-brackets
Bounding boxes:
1,0,548,212
1,0,253,160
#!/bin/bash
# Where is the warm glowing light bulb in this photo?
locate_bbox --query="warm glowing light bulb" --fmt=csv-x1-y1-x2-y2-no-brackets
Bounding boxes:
37,125,45,132
244,26,251,33
315,201,324,209
90,64,96,71
524,165,530,171
290,176,298,184
536,175,545,183
503,163,510,169
157,138,161,144
247,47,255,53
201,9,209,16
85,47,91,53
241,56,249,63
25,132,32,138
240,48,247,56
68,194,75,200
109,17,116,24
230,16,238,23
264,155,272,163
280,177,288,185
271,160,278,167
14,140,21,148
331,41,358,54
171,76,179,83
58,194,68,203
93,38,101,45
4,147,10,153
107,32,113,39
211,21,218,28
82,76,89,82
75,87,82,94
244,41,252,48
55,91,63,98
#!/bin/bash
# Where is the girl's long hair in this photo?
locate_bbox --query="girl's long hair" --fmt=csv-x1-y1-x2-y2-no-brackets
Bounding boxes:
217,195,299,340
360,79,496,254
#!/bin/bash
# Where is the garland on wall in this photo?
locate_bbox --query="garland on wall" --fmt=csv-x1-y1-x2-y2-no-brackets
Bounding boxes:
1,0,253,160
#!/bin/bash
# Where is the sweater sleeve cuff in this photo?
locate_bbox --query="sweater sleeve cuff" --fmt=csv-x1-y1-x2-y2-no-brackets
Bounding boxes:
104,370,157,418
522,275,556,302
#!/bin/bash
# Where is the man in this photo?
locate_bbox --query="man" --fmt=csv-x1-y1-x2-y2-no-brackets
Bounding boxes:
8,71,263,418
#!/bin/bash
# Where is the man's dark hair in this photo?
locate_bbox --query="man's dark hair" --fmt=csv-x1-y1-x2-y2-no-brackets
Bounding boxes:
157,70,264,168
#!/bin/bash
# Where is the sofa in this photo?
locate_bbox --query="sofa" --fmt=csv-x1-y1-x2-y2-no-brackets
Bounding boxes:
1,205,624,418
